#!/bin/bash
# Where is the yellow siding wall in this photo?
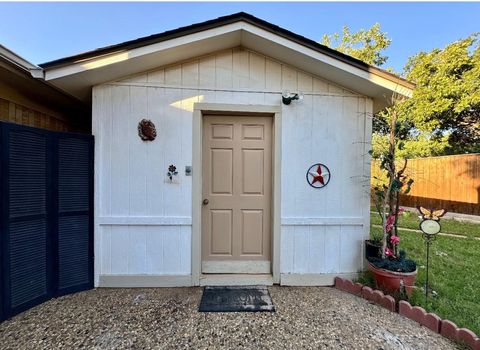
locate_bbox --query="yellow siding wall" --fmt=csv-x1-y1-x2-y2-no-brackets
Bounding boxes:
0,97,72,132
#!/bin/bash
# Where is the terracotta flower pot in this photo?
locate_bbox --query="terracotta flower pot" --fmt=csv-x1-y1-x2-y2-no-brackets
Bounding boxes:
368,262,417,297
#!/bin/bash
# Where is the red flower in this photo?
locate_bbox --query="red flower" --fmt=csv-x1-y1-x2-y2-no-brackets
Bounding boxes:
390,235,400,245
385,247,395,257
385,214,396,232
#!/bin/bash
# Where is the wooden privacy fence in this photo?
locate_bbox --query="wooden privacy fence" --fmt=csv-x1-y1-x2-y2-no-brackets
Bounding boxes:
371,153,480,216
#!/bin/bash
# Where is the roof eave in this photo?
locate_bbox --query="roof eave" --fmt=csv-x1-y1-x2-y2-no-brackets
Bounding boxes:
38,12,414,109
39,12,414,90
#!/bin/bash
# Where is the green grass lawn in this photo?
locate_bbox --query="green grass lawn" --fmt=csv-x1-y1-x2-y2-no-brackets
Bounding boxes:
370,209,480,239
368,213,480,336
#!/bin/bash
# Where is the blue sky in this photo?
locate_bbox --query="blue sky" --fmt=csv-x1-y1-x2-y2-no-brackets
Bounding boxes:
0,2,479,72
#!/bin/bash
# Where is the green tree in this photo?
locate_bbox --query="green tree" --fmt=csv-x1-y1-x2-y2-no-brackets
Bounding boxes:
403,34,480,155
371,128,452,159
323,25,480,157
321,23,391,67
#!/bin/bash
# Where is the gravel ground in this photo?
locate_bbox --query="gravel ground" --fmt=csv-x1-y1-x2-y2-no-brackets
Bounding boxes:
0,286,457,349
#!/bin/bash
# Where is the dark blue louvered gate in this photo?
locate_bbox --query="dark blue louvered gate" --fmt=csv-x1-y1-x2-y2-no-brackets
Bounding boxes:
0,122,93,321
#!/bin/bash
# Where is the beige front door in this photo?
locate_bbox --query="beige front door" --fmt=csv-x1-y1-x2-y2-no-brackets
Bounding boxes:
202,115,272,274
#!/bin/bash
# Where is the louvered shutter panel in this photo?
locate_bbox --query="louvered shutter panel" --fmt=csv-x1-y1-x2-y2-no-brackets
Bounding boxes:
1,122,93,320
3,127,51,315
56,136,93,294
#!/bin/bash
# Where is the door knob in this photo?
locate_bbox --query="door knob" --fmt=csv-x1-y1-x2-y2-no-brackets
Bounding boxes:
203,199,209,205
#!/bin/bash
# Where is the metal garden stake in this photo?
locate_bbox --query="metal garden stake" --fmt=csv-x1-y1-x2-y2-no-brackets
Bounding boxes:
417,207,446,306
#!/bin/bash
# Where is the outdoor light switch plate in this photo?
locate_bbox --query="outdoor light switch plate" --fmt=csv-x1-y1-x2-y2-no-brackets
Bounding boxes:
185,166,192,176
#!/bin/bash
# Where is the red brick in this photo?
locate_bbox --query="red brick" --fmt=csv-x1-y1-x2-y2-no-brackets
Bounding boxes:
422,313,441,333
340,278,348,291
343,279,354,293
457,328,478,349
361,286,373,300
380,295,396,312
410,306,427,324
352,282,363,296
398,300,412,317
334,277,345,290
372,290,384,304
474,338,480,350
342,280,363,296
441,320,459,340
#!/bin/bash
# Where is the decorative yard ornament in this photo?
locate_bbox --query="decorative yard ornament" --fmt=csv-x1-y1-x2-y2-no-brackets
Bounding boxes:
138,119,157,141
167,164,178,181
417,207,446,306
418,207,446,222
306,163,331,188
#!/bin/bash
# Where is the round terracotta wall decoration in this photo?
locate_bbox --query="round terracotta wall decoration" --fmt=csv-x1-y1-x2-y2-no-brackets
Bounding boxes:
306,163,331,189
138,119,157,141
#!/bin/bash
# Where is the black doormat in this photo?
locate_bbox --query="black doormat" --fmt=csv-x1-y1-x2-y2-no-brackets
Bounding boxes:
198,286,275,312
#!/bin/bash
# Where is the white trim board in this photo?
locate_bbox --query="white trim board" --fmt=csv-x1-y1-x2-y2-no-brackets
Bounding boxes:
44,22,244,80
98,273,361,287
280,273,359,286
199,274,273,286
97,216,192,226
191,103,282,286
98,275,192,287
105,82,360,98
43,19,412,110
241,23,413,99
281,217,364,226
202,261,271,274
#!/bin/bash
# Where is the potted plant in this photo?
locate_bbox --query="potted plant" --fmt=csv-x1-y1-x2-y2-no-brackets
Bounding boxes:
368,99,417,297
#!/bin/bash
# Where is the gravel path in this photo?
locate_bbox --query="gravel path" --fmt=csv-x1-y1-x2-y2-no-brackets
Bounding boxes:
0,286,457,349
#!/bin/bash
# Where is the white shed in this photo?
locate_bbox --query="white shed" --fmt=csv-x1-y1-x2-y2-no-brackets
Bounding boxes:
39,13,414,287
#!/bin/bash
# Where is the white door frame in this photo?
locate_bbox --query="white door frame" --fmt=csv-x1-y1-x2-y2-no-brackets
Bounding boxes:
192,103,282,285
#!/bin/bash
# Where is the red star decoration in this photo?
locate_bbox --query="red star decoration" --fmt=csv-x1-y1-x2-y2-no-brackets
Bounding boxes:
309,165,325,185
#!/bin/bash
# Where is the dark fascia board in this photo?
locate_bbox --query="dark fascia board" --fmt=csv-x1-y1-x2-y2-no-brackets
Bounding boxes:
39,12,414,90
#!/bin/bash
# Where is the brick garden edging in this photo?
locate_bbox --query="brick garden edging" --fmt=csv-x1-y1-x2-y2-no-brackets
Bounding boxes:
334,277,480,350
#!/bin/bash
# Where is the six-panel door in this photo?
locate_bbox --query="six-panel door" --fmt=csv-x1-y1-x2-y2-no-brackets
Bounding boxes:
202,115,272,274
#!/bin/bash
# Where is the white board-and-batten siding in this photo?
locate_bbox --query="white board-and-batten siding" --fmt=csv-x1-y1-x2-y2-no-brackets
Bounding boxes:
92,47,373,286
